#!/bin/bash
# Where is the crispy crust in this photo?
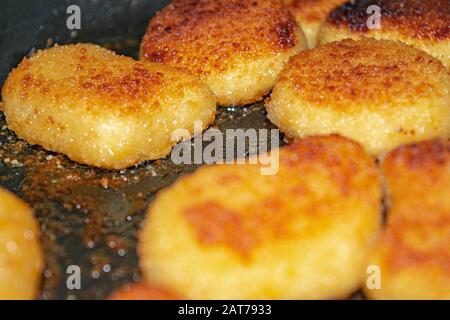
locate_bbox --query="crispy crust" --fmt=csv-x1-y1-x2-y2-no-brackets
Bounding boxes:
140,135,382,299
0,188,43,299
383,139,450,197
1,44,216,169
3,44,210,117
141,0,298,71
140,0,306,106
183,136,380,258
274,38,447,109
365,139,450,299
327,0,449,40
319,0,450,69
266,39,450,155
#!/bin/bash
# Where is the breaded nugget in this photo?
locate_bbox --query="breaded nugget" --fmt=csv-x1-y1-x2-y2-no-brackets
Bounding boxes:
1,44,216,169
140,0,307,106
139,135,382,299
0,188,43,299
318,0,450,69
108,283,182,300
287,0,348,48
266,39,450,156
365,139,450,299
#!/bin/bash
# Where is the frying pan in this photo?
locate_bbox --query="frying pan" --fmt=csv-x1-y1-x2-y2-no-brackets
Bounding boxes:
0,0,285,299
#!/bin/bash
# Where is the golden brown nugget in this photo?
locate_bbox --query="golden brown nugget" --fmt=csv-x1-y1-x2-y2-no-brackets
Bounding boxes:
364,139,450,300
140,135,382,300
318,0,450,69
0,188,43,299
140,0,307,106
1,44,216,169
287,0,347,48
266,39,450,156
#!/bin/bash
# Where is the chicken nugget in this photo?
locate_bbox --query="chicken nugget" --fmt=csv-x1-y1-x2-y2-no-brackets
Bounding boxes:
140,0,307,106
364,139,450,299
1,44,216,169
139,135,382,299
318,0,450,69
0,188,43,299
266,39,450,156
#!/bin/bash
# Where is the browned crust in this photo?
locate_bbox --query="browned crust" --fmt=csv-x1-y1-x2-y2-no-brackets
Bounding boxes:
276,38,447,109
1,43,216,169
327,0,450,40
380,139,450,274
383,139,450,202
183,199,292,260
2,44,195,116
181,135,380,259
140,0,298,75
379,214,450,274
384,139,450,174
